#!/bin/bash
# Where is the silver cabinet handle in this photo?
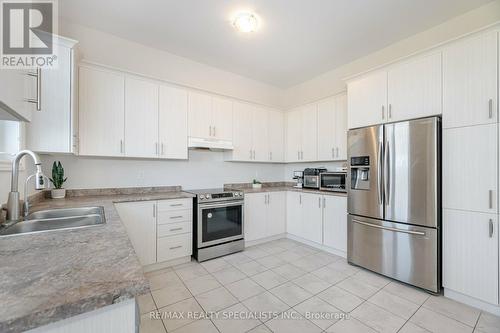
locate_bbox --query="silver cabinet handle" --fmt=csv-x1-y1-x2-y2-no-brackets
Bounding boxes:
213,126,216,137
120,139,124,154
381,105,385,119
301,151,304,160
170,227,183,232
170,215,184,219
352,219,426,236
297,151,300,160
299,194,302,204
489,219,494,238
269,152,272,161
169,245,182,250
161,143,165,155
336,147,339,158
170,203,183,207
489,99,493,119
489,190,494,209
267,194,270,205
155,142,159,155
332,148,335,158
253,150,256,160
322,197,325,208
209,126,212,136
153,204,156,218
250,150,253,160
388,104,392,119
318,197,321,208
26,68,42,111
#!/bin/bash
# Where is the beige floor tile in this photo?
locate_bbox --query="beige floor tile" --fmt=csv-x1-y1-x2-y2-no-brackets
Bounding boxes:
293,273,332,294
274,250,305,262
353,270,391,288
350,302,406,333
211,303,262,333
326,317,377,333
398,322,432,333
265,309,322,333
200,257,232,273
159,298,203,332
223,251,253,265
174,263,209,282
244,247,270,260
171,319,219,333
292,245,319,256
327,260,360,276
242,291,290,321
318,286,364,313
337,276,380,299
233,260,268,276
293,296,343,329
211,266,246,285
476,311,500,333
195,286,238,312
251,270,288,289
140,313,167,333
259,245,287,255
145,267,173,278
183,274,221,295
410,307,473,333
148,271,182,291
382,281,430,305
226,277,266,301
256,255,287,269
291,256,326,272
272,263,307,280
311,265,350,285
270,282,313,307
137,292,157,314
247,324,273,333
423,296,480,327
368,289,420,319
151,282,192,308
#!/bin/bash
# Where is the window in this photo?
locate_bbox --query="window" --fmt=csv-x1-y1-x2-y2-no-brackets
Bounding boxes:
0,119,21,167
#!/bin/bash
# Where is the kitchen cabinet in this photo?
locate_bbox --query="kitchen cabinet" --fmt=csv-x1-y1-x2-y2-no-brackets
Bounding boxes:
245,191,286,242
443,209,498,305
286,104,318,162
124,77,159,158
26,37,78,152
232,102,255,160
268,108,285,162
347,70,387,129
285,108,302,162
443,124,497,214
323,195,347,253
317,93,347,161
212,96,233,141
387,52,442,122
158,85,188,159
0,69,30,121
252,106,269,161
79,66,125,157
286,191,302,237
443,31,497,129
301,193,323,244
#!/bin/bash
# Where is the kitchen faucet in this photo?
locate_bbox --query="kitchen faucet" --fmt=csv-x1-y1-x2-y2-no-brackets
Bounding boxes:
4,150,47,221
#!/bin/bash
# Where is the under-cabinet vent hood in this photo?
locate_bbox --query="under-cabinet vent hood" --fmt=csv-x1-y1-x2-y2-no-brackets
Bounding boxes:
188,137,234,151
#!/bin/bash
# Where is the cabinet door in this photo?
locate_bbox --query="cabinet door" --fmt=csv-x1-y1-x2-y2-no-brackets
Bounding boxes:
268,109,284,162
212,97,233,141
388,52,442,122
0,69,30,121
159,85,188,159
267,192,286,236
245,193,267,242
79,67,125,157
443,209,498,304
252,106,269,162
323,196,347,252
443,124,497,214
301,104,318,161
115,201,157,266
317,97,336,161
232,102,254,161
124,77,159,158
301,193,323,244
26,45,73,153
443,31,497,128
188,91,211,139
286,108,302,162
286,191,302,236
334,93,348,160
347,71,387,129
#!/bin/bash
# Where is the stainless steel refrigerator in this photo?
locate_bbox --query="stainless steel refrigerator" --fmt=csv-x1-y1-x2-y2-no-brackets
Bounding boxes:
347,116,440,293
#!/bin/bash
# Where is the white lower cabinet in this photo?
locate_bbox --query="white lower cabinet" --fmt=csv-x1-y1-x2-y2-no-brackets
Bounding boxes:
323,195,348,253
286,192,302,237
245,192,286,242
301,193,323,244
115,198,192,267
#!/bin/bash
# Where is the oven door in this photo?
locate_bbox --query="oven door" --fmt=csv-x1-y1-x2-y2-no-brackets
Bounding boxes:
197,200,244,248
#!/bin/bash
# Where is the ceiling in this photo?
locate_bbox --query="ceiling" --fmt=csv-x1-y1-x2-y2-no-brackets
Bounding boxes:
59,0,492,88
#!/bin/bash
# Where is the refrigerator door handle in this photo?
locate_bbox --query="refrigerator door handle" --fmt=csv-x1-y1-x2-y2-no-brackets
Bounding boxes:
384,140,390,205
351,219,426,236
377,143,384,205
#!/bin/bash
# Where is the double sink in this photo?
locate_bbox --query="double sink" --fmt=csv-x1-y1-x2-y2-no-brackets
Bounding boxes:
0,206,106,237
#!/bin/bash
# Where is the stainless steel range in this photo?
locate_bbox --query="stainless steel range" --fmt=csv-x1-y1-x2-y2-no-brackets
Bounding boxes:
189,189,245,262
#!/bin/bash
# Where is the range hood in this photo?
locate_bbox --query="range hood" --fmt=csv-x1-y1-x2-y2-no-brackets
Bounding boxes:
188,137,234,151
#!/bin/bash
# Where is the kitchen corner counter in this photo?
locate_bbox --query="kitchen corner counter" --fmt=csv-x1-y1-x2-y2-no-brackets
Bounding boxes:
0,187,195,333
224,183,347,197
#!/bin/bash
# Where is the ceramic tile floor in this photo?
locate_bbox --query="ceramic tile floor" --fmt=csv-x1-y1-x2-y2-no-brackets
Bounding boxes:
138,238,500,333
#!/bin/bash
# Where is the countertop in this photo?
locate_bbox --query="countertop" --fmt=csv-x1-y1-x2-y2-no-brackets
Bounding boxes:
0,187,195,333
224,183,348,197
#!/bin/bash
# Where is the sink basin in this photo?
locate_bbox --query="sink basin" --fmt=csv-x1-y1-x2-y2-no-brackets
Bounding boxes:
0,206,106,237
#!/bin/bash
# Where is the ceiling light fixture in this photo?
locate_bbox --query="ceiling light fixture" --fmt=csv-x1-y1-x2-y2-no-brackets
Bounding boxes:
233,12,258,33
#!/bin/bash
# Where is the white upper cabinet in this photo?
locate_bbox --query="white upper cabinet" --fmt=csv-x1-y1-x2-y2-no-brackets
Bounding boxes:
347,70,387,129
268,108,284,162
443,31,498,129
212,96,233,141
79,66,125,157
317,93,347,161
286,108,302,162
232,101,254,160
124,77,159,158
26,37,78,152
158,85,188,159
335,93,348,160
252,106,269,162
387,52,442,122
286,104,317,162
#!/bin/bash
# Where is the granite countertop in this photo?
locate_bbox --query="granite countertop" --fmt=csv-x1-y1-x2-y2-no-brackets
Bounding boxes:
0,186,195,333
225,182,348,197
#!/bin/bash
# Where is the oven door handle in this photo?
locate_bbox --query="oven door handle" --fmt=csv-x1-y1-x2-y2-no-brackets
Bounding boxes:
199,201,244,209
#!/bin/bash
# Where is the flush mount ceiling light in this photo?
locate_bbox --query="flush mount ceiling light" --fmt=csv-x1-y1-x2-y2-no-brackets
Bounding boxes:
233,12,259,33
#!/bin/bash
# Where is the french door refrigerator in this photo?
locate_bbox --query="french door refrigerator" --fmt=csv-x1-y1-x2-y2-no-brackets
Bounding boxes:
347,116,441,293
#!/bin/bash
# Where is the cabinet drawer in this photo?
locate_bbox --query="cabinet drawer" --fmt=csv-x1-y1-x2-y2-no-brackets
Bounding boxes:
157,198,192,211
157,233,192,262
157,209,192,225
158,222,192,238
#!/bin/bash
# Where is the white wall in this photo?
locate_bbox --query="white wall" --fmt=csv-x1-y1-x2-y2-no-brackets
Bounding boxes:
281,0,500,108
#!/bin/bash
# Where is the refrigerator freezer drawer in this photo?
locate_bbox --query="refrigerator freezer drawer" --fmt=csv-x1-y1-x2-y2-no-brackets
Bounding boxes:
348,215,440,293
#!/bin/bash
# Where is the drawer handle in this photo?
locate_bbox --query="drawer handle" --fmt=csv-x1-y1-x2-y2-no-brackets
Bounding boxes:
169,245,182,250
170,203,183,207
169,227,183,232
352,219,426,236
170,216,184,219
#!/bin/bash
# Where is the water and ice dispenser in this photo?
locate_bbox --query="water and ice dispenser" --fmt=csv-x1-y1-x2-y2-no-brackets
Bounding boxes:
350,156,370,190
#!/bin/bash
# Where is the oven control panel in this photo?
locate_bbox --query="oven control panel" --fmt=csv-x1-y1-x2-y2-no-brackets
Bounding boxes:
198,191,244,202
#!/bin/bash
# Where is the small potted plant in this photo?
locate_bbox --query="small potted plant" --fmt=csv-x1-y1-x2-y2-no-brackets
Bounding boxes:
50,161,67,199
252,179,262,189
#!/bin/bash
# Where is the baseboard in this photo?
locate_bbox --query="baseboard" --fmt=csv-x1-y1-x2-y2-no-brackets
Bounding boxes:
245,234,286,247
143,256,191,272
444,288,500,316
286,234,347,258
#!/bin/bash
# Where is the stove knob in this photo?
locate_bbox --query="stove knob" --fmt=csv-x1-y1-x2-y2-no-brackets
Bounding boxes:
234,192,239,197
206,194,211,199
200,195,205,200
239,192,244,196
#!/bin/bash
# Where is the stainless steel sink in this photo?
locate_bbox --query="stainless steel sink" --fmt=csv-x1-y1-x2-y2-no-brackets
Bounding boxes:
0,206,106,237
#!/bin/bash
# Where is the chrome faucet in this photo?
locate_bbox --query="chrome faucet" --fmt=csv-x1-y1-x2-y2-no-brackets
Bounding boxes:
4,150,47,221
